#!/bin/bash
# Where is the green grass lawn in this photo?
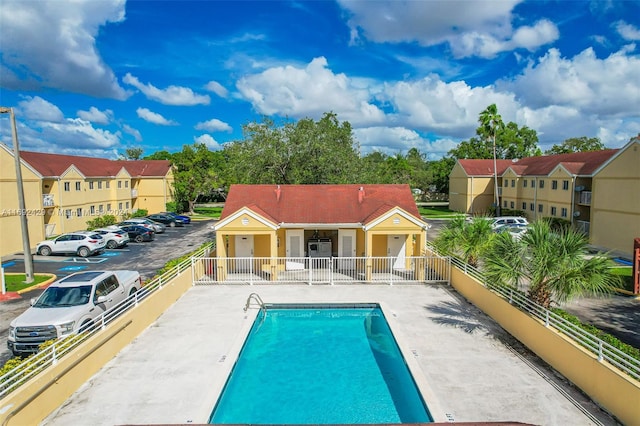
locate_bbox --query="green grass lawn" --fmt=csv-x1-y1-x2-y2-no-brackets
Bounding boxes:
193,207,222,219
3,274,51,292
418,206,466,218
609,266,634,292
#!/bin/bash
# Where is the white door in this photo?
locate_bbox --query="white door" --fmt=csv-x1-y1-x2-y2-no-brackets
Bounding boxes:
286,230,304,270
387,235,406,270
338,229,356,269
235,235,253,271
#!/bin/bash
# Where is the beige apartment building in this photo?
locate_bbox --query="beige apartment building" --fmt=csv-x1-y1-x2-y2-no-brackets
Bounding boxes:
0,144,174,258
449,137,640,256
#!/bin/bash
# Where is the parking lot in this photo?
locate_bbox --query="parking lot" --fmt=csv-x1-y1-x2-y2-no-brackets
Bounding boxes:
0,219,215,366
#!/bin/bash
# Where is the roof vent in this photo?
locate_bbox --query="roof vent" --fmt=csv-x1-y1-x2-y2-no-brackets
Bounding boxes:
276,184,281,201
358,186,364,203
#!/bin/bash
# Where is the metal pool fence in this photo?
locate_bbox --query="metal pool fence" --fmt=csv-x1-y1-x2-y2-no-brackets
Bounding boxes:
191,255,452,285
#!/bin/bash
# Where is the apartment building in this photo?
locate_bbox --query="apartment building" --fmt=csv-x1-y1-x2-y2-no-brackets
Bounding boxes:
0,144,174,258
449,138,640,255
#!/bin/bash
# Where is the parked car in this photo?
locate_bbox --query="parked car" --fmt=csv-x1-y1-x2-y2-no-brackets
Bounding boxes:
7,270,141,356
120,218,166,234
489,216,529,228
494,224,528,240
93,227,130,249
146,213,182,228
159,211,191,224
118,224,155,243
36,232,106,257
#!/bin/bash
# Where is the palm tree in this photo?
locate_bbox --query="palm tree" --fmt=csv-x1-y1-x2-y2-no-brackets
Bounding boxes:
432,217,495,267
479,104,504,216
482,220,620,308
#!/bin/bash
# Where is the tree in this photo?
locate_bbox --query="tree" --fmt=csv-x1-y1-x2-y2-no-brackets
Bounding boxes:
545,137,605,155
432,216,495,267
223,113,360,184
482,220,620,308
479,104,505,216
144,150,174,160
120,147,144,160
172,143,223,214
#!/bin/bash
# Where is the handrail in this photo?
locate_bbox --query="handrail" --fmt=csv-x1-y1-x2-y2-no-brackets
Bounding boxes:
244,292,266,313
0,243,214,400
427,242,640,380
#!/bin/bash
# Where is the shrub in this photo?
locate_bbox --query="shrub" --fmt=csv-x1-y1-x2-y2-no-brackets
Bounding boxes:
165,201,177,213
86,214,117,230
131,209,148,218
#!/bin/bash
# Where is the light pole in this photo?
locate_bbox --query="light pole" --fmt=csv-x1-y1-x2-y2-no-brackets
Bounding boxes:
0,107,34,283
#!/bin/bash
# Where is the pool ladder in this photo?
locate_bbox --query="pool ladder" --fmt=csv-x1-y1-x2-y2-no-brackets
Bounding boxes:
244,292,266,314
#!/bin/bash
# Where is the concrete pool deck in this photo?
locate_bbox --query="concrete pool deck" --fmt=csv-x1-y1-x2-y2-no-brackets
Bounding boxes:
42,284,618,426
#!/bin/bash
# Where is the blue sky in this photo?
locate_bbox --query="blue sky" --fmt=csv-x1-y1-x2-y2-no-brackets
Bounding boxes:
1,0,639,160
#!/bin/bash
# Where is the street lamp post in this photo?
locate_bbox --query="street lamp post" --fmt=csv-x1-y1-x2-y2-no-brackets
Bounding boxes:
0,107,34,283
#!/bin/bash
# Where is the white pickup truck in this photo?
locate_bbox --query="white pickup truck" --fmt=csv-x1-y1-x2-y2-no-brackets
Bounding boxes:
7,270,141,356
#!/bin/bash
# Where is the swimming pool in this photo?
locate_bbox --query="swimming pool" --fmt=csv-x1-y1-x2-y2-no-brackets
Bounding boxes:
209,303,433,424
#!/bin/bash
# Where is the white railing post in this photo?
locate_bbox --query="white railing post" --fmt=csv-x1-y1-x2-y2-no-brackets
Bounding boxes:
158,276,163,289
101,315,106,330
51,343,58,365
330,257,334,285
598,341,604,362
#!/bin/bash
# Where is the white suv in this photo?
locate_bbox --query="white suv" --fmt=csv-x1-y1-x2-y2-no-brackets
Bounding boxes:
94,227,130,249
490,216,529,228
36,232,106,257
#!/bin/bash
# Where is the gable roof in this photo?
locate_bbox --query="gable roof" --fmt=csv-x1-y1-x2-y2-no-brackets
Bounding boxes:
220,184,422,225
18,151,171,178
457,149,619,178
457,159,513,176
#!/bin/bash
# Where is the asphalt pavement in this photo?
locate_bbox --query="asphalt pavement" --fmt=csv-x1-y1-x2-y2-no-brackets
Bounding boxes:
0,219,216,366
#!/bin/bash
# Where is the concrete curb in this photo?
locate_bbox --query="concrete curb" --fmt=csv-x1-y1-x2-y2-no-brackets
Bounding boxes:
1,273,58,302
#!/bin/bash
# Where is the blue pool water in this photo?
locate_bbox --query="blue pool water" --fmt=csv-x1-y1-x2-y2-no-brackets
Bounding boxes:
209,304,433,424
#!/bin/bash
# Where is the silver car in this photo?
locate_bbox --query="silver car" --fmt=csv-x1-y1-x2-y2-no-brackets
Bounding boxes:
119,218,166,234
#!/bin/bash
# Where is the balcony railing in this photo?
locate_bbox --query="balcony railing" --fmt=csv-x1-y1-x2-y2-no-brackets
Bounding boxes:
42,194,55,207
579,191,592,205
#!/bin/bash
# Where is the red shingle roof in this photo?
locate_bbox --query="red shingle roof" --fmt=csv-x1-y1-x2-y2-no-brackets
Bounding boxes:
458,159,513,176
458,149,619,177
18,151,171,178
221,184,421,225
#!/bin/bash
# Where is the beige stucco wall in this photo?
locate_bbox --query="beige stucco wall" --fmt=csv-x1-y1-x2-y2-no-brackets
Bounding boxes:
435,252,640,426
134,170,174,214
0,267,194,426
449,164,495,215
591,141,640,255
0,148,46,257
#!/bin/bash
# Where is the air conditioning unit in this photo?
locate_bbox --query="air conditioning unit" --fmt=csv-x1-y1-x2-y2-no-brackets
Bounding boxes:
573,211,581,217
575,186,585,192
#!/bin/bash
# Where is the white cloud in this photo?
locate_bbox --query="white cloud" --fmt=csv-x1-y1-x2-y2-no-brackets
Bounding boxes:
236,57,385,126
123,73,210,106
123,124,142,142
354,126,458,157
40,118,121,149
614,21,640,41
0,0,128,98
195,118,232,133
136,108,177,126
338,0,557,58
77,107,112,125
499,47,640,116
205,81,229,98
18,96,64,122
194,134,222,150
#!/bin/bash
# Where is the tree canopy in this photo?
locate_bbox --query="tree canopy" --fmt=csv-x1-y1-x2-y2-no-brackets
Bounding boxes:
545,137,605,155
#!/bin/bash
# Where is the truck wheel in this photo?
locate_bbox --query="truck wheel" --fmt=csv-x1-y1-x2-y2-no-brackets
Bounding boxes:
106,240,118,249
129,288,138,296
79,320,93,333
38,246,52,256
77,247,90,257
